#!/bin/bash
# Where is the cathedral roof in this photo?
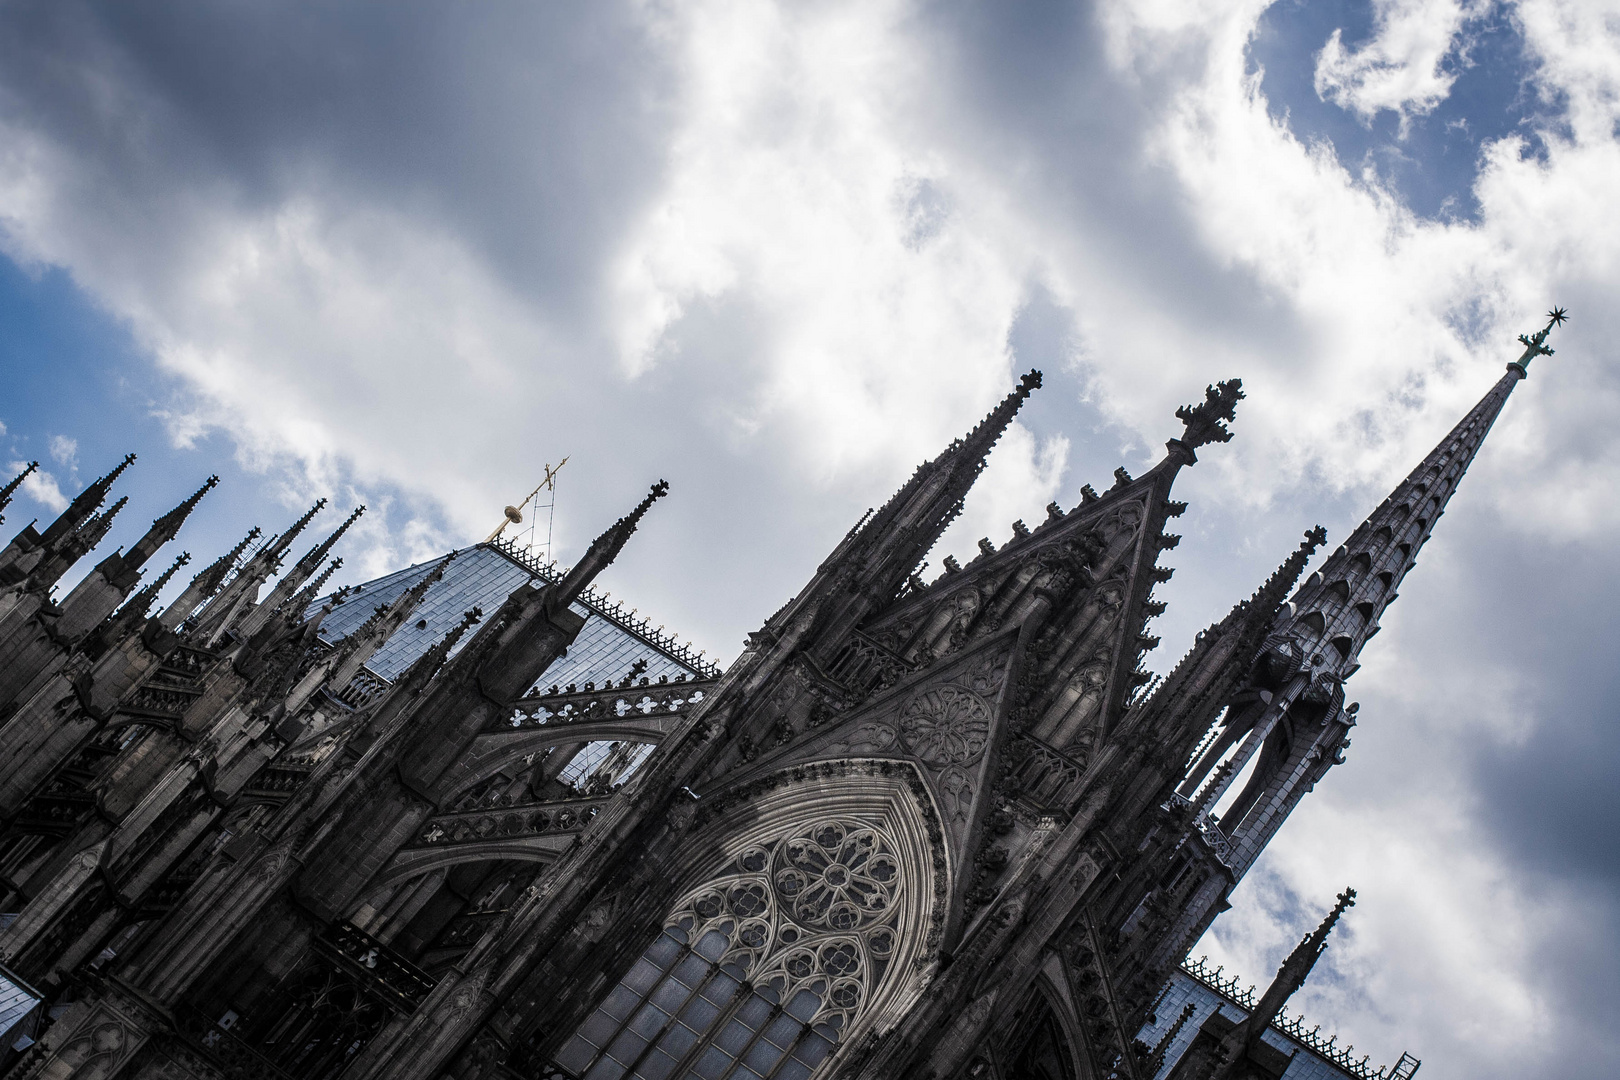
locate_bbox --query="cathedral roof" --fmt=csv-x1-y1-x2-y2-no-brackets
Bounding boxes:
305,537,715,689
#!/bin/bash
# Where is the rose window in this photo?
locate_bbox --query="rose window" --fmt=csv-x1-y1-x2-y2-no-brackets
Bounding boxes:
774,821,899,930
898,686,992,766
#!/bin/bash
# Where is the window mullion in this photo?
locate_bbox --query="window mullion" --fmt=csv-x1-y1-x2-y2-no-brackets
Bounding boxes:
576,943,695,1078
712,998,786,1080
663,975,752,1080
761,1023,821,1080
616,960,725,1078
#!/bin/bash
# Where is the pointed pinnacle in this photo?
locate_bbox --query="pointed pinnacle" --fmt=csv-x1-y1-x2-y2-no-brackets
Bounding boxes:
267,497,328,560
191,526,261,594
301,557,344,600
289,504,364,578
954,370,1042,477
407,550,457,601
155,475,219,529
131,475,219,567
38,453,135,547
121,551,192,620
95,452,138,494
81,496,129,548
1252,527,1327,612
0,461,39,513
556,481,668,605
403,606,483,684
1301,886,1356,958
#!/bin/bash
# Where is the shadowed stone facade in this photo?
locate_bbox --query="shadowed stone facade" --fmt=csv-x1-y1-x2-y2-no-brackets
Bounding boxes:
0,313,1565,1080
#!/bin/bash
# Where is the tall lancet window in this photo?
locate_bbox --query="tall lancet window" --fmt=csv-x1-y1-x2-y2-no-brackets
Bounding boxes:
554,817,906,1080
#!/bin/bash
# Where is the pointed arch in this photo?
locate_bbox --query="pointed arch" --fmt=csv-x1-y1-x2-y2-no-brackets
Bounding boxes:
551,764,946,1080
1003,976,1081,1080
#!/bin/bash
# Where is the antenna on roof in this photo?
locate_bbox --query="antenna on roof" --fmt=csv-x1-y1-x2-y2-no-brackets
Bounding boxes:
486,458,569,551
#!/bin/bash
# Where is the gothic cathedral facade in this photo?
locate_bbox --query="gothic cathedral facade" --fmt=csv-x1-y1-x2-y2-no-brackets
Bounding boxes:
0,312,1567,1080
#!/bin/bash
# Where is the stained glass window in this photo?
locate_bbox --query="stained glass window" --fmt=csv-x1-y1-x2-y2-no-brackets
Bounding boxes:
553,818,905,1080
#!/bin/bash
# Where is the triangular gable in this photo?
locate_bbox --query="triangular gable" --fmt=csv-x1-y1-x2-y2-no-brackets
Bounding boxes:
717,631,1021,944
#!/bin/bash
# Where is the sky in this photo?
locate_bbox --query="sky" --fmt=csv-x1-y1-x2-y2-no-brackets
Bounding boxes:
0,1,1615,1075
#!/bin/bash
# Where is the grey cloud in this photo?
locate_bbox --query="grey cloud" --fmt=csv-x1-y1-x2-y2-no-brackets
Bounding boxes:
0,2,1615,1077
0,0,675,316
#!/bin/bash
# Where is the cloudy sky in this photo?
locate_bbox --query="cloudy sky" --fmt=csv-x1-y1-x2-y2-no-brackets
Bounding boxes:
1,1,1616,1075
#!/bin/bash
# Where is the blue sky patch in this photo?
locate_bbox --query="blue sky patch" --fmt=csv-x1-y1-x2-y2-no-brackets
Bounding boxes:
1249,0,1559,222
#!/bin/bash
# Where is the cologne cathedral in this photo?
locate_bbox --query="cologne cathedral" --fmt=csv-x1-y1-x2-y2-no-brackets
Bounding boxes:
0,312,1565,1080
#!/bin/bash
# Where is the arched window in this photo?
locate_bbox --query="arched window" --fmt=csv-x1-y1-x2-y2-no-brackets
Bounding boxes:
554,818,906,1080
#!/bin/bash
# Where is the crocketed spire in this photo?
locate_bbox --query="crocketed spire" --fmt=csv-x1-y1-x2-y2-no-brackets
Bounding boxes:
555,482,667,608
158,526,261,630
0,461,38,524
35,452,134,548
127,475,218,569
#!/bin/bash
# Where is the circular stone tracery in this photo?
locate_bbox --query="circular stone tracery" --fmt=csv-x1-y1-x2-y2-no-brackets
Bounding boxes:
898,686,992,767
773,821,899,931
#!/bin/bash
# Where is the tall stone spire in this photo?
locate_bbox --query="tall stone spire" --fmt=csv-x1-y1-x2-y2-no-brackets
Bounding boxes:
285,505,364,583
1184,310,1565,882
1137,526,1327,757
189,498,328,642
766,371,1043,653
118,551,192,623
29,496,127,590
848,370,1041,588
1285,311,1563,686
235,505,364,639
0,461,38,525
263,497,328,563
126,475,218,570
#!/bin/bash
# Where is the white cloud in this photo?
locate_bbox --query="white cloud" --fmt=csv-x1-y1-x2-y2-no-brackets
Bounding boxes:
6,459,67,514
0,2,1616,1076
47,433,77,467
1314,0,1487,125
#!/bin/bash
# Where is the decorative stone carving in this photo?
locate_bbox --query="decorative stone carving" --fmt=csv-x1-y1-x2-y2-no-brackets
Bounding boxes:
899,687,992,767
775,820,899,931
829,722,897,756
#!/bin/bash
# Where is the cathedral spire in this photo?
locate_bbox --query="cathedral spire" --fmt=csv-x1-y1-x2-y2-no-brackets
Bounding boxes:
1137,526,1326,756
287,505,364,582
289,557,344,613
855,370,1040,577
127,475,218,570
554,482,667,608
235,506,364,638
0,461,38,524
113,551,192,627
1284,312,1559,684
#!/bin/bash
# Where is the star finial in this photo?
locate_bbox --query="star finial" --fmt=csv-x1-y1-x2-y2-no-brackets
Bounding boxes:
1512,306,1566,375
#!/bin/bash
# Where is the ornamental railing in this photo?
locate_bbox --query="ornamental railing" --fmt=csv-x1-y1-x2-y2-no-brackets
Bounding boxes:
490,536,722,679
1179,956,1419,1080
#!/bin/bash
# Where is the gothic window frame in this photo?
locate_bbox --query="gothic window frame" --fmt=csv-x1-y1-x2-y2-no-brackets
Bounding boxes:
554,774,943,1080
